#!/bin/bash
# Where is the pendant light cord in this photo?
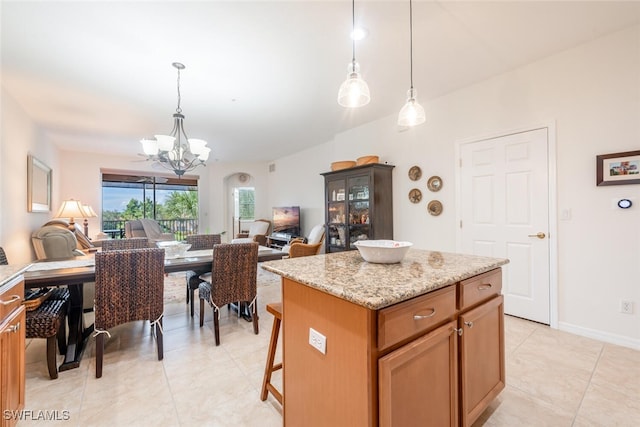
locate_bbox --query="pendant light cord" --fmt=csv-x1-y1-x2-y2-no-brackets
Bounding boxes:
351,0,356,67
409,0,414,91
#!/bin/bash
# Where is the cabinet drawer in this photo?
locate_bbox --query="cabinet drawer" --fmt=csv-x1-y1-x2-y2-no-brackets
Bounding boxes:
378,285,456,351
458,268,502,311
0,275,24,322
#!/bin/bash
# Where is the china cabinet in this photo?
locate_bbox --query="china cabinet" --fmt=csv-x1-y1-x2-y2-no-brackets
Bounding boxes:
321,164,394,253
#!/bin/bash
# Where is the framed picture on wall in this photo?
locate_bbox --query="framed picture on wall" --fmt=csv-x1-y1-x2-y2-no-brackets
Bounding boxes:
27,154,52,212
596,150,640,186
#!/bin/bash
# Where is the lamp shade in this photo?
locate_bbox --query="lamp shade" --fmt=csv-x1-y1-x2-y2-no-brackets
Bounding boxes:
397,88,426,127
55,199,88,225
81,205,97,218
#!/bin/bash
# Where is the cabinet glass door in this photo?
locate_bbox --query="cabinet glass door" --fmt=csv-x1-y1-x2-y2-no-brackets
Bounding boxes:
348,175,370,246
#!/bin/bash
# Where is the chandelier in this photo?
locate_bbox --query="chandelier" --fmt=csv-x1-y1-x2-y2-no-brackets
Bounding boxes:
140,62,210,177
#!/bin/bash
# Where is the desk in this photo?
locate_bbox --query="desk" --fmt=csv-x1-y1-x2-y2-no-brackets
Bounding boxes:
23,247,285,371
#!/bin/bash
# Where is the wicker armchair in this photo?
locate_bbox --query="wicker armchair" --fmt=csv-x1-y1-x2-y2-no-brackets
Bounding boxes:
93,248,165,378
198,242,259,345
184,234,222,316
287,224,325,258
101,237,149,251
232,219,271,246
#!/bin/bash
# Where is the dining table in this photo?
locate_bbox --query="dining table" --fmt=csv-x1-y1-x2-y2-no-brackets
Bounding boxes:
23,246,285,371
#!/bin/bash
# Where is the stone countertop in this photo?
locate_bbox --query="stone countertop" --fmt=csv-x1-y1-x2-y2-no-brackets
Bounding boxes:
261,249,509,310
0,264,32,288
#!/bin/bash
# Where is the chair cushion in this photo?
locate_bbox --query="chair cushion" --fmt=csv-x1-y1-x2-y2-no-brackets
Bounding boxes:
307,224,325,245
248,221,269,237
231,238,253,244
198,281,213,306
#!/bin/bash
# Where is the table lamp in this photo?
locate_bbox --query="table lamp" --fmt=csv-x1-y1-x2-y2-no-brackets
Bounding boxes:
81,204,98,236
54,199,88,231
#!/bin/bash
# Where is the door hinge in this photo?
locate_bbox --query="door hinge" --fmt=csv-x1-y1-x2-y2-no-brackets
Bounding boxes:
459,220,463,228
459,158,462,167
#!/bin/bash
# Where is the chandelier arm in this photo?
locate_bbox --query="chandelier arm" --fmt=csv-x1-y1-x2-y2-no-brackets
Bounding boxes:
351,0,356,65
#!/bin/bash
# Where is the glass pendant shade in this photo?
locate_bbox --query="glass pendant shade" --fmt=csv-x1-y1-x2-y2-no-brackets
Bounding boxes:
338,62,370,108
398,88,426,127
188,138,208,156
141,138,159,155
155,135,176,152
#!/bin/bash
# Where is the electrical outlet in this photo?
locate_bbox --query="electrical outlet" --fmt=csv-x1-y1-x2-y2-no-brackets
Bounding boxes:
309,328,326,354
620,300,634,314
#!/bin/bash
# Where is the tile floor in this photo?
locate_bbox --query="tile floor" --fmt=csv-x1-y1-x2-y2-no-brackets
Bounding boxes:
19,269,640,426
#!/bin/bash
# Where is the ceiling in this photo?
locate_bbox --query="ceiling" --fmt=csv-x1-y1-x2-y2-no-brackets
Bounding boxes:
2,1,640,163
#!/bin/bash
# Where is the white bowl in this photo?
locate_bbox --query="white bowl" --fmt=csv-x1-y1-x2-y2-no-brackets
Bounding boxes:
156,241,192,258
353,240,413,264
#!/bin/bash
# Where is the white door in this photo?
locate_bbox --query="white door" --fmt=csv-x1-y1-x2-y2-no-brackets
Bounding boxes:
459,128,550,324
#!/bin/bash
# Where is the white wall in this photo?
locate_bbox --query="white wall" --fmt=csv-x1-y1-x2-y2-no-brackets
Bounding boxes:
267,25,640,348
0,89,60,264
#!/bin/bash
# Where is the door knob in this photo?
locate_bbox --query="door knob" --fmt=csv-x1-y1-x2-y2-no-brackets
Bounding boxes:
528,232,546,239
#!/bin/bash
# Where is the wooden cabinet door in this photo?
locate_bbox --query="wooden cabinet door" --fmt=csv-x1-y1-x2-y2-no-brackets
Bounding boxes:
1,306,26,427
379,320,458,427
459,295,505,427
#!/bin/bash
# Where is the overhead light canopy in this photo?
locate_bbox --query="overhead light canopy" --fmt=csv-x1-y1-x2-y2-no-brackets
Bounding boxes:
140,62,211,177
338,0,370,108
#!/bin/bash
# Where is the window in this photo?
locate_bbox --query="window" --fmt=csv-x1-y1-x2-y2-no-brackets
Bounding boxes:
101,173,198,239
235,187,255,221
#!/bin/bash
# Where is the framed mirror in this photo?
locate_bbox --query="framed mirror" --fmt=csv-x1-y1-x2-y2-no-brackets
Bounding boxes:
27,154,52,212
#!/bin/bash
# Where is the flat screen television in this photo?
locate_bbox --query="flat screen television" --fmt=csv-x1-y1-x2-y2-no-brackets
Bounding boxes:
272,206,300,237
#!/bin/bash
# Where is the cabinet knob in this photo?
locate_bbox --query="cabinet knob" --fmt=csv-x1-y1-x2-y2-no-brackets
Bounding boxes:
4,322,20,334
453,327,463,336
464,321,474,328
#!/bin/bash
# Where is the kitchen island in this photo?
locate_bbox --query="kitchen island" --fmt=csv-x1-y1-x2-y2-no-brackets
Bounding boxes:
262,249,509,427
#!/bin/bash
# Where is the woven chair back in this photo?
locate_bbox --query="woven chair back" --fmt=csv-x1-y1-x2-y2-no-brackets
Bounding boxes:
186,234,222,251
94,248,164,330
210,242,259,307
0,247,7,265
101,238,149,251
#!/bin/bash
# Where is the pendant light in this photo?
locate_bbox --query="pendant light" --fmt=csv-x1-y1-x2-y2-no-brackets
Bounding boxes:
337,0,370,108
398,0,425,127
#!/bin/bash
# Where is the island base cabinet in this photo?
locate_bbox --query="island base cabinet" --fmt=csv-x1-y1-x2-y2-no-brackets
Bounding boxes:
1,306,26,427
459,295,505,427
379,320,459,427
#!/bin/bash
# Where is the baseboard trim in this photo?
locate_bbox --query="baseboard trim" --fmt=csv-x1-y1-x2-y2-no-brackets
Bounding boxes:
558,321,640,350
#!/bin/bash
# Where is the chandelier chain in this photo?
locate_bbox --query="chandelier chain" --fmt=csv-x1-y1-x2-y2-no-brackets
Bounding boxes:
176,66,182,114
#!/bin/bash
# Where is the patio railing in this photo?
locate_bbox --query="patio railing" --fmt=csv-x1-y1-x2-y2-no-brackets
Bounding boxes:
102,219,198,241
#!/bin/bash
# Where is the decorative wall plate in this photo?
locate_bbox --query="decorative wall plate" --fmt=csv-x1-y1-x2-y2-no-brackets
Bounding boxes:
427,200,443,216
427,176,442,192
408,188,422,204
408,166,422,181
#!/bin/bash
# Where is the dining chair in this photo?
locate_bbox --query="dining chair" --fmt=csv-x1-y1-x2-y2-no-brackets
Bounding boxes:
101,237,149,251
198,242,259,345
0,247,7,265
93,248,165,378
184,234,222,317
